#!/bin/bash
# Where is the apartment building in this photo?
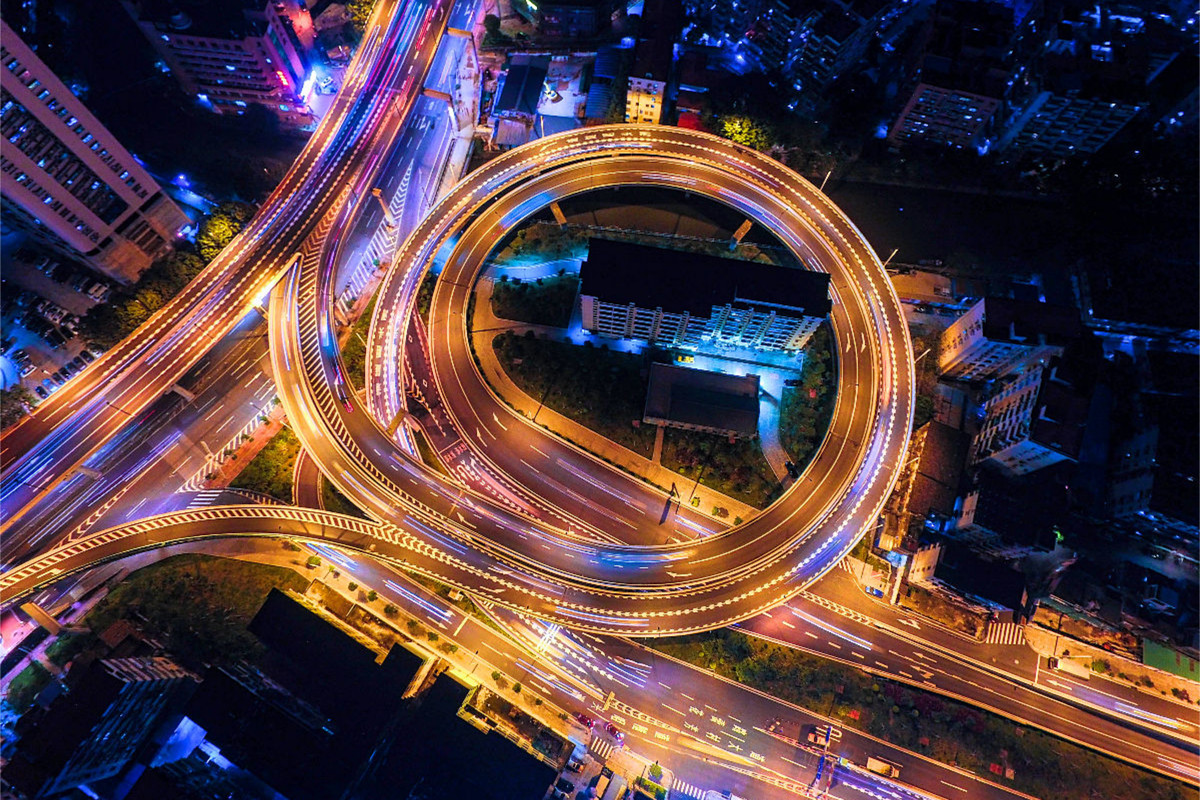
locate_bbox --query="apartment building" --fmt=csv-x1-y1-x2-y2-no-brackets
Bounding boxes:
579,238,831,353
938,297,1081,381
0,20,188,284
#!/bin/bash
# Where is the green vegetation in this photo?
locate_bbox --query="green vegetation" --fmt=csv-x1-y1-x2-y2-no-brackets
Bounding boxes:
655,629,1185,800
779,323,837,471
492,332,781,507
910,326,942,430
80,203,255,348
321,478,367,519
634,776,668,800
720,115,773,151
416,270,438,324
661,429,780,509
490,222,789,269
345,0,376,33
340,296,377,391
490,274,580,327
493,332,657,457
306,555,322,569
4,663,51,714
230,427,300,502
44,631,96,667
83,554,308,670
0,386,34,429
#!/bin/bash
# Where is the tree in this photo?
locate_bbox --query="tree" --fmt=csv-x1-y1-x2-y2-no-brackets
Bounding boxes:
384,604,399,616
0,386,34,429
305,556,321,569
345,0,376,33
720,115,772,151
195,202,254,262
483,13,501,36
366,590,378,602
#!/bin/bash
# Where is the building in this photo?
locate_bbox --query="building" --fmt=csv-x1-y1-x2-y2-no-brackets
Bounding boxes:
122,0,310,126
625,0,680,124
938,297,1081,381
0,21,188,284
6,657,196,799
644,363,760,438
971,357,1090,476
527,0,615,38
578,238,831,353
953,465,1066,556
888,0,1040,150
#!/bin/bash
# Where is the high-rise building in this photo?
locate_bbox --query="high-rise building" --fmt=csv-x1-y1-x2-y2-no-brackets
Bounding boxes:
7,657,196,799
938,297,1081,382
970,357,1090,476
122,0,310,126
625,0,680,124
0,20,189,284
579,238,831,352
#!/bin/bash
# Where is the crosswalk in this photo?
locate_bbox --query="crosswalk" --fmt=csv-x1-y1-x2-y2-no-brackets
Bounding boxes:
670,778,704,799
588,736,615,761
985,621,1026,646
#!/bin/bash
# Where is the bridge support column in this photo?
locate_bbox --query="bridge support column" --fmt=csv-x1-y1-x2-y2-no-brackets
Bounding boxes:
729,219,753,251
19,603,60,635
550,202,567,228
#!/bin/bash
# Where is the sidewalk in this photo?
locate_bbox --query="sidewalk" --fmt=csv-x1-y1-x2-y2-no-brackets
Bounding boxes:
470,278,759,524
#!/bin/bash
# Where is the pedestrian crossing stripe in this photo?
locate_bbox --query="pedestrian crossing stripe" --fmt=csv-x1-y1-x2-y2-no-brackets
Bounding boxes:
671,779,703,799
589,737,613,760
985,622,1026,646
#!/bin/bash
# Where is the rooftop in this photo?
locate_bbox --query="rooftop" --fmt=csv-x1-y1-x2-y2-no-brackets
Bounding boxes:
644,363,760,437
580,238,831,318
978,297,1082,346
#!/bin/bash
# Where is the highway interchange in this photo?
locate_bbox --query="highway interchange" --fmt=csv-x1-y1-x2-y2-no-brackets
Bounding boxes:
1,0,1197,795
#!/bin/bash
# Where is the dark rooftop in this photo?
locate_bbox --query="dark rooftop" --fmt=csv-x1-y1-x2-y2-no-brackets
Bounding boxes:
495,55,550,117
935,543,1027,610
130,0,272,40
967,465,1067,549
907,421,969,519
978,297,1082,346
644,364,760,437
1030,359,1092,460
580,238,831,318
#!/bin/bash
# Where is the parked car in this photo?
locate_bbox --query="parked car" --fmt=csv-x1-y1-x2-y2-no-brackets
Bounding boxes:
35,385,47,399
78,349,95,364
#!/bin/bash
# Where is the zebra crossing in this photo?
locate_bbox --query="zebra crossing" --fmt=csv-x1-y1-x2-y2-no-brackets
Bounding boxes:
670,778,704,799
985,621,1026,646
588,736,615,761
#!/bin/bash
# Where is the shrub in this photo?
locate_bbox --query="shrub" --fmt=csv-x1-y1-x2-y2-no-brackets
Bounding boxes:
366,590,378,602
305,556,321,569
348,582,359,592
384,604,399,616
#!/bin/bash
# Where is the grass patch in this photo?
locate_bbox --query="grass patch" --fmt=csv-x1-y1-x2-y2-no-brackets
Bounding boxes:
653,629,1189,800
412,427,451,478
492,331,657,457
43,631,97,667
82,554,309,670
490,274,579,327
340,295,378,391
779,322,837,472
230,427,300,503
4,663,51,714
416,270,438,325
897,583,985,638
661,429,780,510
321,478,367,519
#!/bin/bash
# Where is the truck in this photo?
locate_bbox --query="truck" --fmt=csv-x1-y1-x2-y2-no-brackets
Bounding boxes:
866,757,902,779
1048,656,1092,680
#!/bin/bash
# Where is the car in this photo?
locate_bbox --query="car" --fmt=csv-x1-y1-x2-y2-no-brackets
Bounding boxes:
576,712,594,730
604,722,623,745
50,374,64,386
71,356,85,370
555,777,574,792
79,349,95,363
336,381,353,412
35,385,47,399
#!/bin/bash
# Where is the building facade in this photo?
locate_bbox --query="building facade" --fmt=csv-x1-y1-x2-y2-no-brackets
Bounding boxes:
970,359,1089,475
123,0,310,126
0,21,188,284
938,297,1081,381
626,74,667,123
578,239,831,353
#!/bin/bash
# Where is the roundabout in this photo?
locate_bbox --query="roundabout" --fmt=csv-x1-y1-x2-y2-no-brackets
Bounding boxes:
4,126,914,636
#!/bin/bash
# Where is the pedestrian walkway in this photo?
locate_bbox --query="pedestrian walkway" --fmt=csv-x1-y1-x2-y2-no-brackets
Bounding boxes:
588,735,617,762
670,777,704,799
984,621,1026,646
